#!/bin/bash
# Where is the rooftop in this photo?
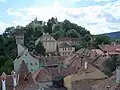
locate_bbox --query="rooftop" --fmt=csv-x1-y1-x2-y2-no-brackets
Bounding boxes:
59,43,72,48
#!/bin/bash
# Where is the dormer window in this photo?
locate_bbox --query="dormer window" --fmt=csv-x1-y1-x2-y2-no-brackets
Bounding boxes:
24,73,28,81
30,63,33,66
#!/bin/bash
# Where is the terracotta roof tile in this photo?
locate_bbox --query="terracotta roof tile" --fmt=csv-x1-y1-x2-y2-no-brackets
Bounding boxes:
32,68,52,83
57,37,72,41
18,60,35,85
47,67,76,78
99,44,120,55
59,43,71,48
44,56,66,66
92,76,117,90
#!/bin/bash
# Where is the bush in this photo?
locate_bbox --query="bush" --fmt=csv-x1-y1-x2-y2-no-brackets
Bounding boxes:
103,69,112,77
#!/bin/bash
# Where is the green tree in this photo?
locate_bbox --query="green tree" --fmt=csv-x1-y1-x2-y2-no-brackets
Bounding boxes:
34,25,43,39
27,41,35,52
94,35,110,45
84,34,91,42
66,29,80,38
52,24,63,33
35,42,46,56
51,30,65,40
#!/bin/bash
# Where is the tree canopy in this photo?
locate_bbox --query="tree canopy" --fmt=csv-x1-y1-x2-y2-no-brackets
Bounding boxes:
0,17,91,74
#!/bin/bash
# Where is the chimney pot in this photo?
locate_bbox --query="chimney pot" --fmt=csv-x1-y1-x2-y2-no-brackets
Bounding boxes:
84,61,88,70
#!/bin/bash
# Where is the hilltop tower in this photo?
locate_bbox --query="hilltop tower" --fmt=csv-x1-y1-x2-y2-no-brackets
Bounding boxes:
15,26,24,45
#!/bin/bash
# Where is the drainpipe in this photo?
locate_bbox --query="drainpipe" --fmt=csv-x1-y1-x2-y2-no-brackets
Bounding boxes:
1,72,6,90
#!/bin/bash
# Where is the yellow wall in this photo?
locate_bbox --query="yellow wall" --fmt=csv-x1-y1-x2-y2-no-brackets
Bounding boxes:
64,75,72,90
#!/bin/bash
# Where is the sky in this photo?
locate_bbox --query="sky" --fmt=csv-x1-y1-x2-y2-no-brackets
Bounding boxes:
0,0,120,35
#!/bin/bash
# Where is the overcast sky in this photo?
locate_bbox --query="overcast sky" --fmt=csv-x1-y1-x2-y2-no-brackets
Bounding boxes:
0,0,120,34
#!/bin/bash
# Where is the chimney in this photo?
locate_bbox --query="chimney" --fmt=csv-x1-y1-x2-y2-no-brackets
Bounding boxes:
84,61,88,70
11,71,17,88
43,32,45,35
1,72,6,90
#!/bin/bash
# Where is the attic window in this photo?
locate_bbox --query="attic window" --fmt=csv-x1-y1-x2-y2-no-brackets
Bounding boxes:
24,73,28,81
24,77,28,81
30,63,33,66
31,69,33,72
25,54,27,56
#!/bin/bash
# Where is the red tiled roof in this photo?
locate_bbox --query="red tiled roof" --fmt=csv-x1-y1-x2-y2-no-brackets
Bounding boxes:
47,67,76,78
44,56,66,66
0,75,13,90
57,37,72,41
30,53,44,60
63,54,89,69
92,76,117,90
99,44,120,52
32,68,52,83
17,60,39,89
59,43,71,48
18,60,35,84
57,37,81,42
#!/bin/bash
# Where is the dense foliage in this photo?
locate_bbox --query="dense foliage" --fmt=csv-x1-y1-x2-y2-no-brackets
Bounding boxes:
0,17,92,74
0,17,112,75
104,55,120,76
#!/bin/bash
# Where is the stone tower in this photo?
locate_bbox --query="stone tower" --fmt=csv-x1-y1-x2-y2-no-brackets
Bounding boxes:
15,26,24,45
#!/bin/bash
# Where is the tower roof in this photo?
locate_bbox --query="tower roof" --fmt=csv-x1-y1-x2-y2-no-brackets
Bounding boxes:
15,26,24,35
18,60,34,84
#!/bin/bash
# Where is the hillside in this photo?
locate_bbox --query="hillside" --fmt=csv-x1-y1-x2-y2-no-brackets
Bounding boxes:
0,17,91,74
104,31,120,39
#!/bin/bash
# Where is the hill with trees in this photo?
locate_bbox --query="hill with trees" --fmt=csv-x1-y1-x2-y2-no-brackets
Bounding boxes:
0,17,111,74
105,31,120,39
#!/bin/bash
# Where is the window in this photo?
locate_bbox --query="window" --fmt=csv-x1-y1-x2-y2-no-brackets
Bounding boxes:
68,52,70,55
30,63,33,66
68,47,72,50
35,62,37,66
65,48,66,51
26,63,28,66
65,52,66,55
25,54,27,56
63,52,64,55
31,69,33,72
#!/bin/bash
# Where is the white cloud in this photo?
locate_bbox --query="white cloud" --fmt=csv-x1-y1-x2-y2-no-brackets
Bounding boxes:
6,0,120,34
87,0,111,2
58,0,111,3
7,8,22,17
0,0,6,3
0,21,12,34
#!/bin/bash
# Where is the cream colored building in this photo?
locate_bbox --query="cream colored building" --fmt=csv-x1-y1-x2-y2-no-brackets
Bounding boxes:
58,43,75,56
35,33,57,53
